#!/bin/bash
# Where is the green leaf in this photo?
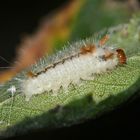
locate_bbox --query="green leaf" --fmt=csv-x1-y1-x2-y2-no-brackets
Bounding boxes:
0,15,140,138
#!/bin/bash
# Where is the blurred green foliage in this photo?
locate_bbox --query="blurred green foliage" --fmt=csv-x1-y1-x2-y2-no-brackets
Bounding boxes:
55,0,136,50
70,0,131,40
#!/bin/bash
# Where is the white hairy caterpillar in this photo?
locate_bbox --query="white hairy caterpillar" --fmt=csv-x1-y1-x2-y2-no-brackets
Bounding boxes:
1,35,126,101
16,35,126,101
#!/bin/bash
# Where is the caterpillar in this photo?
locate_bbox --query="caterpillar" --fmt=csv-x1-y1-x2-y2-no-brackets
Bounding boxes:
2,35,126,101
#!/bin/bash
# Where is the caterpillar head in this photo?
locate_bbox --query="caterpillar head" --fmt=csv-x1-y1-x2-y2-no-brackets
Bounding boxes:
116,48,127,64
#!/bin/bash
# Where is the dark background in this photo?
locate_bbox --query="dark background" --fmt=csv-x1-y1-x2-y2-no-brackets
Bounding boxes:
0,0,140,139
0,0,68,67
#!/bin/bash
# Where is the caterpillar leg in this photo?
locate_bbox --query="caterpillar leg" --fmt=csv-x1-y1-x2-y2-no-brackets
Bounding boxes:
80,75,94,81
